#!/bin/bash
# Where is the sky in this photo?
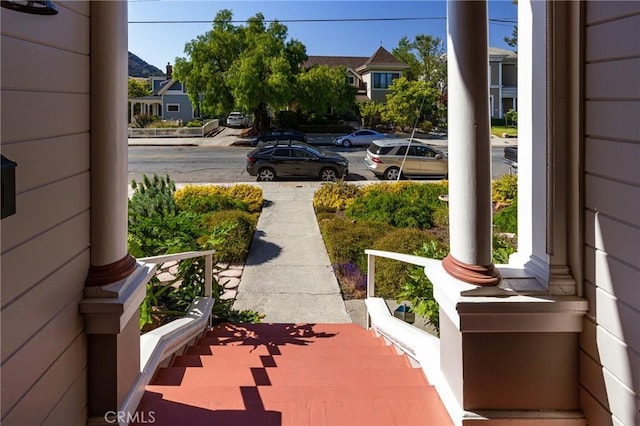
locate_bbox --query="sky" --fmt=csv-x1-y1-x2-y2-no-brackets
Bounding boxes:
128,0,518,71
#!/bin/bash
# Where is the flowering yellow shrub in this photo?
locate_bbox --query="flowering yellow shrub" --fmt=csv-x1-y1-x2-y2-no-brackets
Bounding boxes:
226,184,264,213
312,181,362,212
174,184,263,213
491,174,517,205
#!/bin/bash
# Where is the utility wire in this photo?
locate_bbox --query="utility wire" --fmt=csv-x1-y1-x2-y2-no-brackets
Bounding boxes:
129,17,517,24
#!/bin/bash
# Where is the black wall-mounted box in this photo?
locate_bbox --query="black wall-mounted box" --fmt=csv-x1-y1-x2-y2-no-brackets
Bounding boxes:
1,155,17,219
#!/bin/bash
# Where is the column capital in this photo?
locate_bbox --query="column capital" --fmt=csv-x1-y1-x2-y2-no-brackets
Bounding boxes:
442,253,501,286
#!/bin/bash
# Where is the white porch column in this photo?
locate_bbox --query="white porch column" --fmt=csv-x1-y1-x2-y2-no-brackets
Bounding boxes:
82,3,145,423
442,0,500,286
85,1,136,287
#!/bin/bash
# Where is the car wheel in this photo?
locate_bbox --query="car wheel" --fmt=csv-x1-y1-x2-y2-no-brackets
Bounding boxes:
384,167,401,180
257,168,276,181
320,168,339,181
342,139,352,148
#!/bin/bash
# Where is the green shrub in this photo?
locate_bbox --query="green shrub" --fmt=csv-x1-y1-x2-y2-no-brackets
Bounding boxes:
186,120,203,127
492,173,518,205
133,114,160,128
274,110,301,128
371,228,431,298
129,177,263,330
129,174,177,225
419,120,433,133
397,240,449,333
493,200,518,234
346,182,448,229
493,232,517,264
203,210,258,263
318,216,387,272
432,204,449,228
128,175,210,257
504,109,518,126
313,181,362,212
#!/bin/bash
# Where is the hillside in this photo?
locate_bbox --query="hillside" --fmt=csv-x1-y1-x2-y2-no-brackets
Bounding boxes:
128,52,164,78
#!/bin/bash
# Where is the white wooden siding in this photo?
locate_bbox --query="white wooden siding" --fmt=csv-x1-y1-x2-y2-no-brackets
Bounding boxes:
0,1,90,424
582,3,640,426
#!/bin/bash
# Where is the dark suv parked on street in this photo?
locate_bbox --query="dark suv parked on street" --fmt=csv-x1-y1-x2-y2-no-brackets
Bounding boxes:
252,129,307,146
246,141,349,181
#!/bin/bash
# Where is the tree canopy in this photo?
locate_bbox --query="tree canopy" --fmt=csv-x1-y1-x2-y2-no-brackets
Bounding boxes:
382,77,441,131
392,34,446,89
173,10,307,132
295,65,357,117
128,78,151,99
390,35,447,129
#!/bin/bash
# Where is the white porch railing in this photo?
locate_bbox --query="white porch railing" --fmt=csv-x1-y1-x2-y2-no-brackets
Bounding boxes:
128,119,219,138
119,249,217,420
364,249,454,414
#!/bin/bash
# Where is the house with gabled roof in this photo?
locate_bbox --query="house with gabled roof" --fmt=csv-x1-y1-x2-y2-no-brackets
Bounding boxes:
303,46,410,103
129,63,196,124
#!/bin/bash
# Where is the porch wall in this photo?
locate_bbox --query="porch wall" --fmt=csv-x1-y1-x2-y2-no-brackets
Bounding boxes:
580,2,640,425
0,1,90,424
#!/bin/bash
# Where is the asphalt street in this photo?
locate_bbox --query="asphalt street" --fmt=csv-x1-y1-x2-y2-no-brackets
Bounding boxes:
128,130,515,183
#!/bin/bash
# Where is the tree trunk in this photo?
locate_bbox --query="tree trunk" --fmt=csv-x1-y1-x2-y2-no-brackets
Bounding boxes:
252,102,270,133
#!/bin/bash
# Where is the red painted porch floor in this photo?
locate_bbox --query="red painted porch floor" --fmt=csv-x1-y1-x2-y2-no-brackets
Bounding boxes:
135,323,453,426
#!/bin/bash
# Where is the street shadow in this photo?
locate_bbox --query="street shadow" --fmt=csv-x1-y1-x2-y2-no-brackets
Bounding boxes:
345,173,369,181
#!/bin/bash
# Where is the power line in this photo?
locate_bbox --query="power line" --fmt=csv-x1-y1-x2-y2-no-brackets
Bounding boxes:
129,17,517,24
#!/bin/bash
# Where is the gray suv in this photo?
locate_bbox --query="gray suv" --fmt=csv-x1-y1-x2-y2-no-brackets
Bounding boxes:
364,139,448,180
246,142,349,181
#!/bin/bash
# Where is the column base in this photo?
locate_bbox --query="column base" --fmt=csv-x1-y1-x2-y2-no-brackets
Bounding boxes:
85,253,137,287
442,254,501,286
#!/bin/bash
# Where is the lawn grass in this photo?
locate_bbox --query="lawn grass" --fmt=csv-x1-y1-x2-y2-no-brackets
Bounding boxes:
491,125,518,137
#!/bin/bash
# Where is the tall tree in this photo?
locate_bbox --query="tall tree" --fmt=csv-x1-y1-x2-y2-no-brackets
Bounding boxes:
390,37,422,81
504,25,518,52
173,10,307,132
392,34,446,89
295,65,356,117
391,35,447,128
382,77,440,131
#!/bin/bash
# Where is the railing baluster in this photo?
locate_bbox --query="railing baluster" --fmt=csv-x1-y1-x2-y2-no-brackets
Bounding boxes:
367,253,375,298
367,253,375,329
204,254,212,298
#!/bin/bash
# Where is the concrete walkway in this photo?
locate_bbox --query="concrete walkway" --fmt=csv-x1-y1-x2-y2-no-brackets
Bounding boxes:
232,182,352,323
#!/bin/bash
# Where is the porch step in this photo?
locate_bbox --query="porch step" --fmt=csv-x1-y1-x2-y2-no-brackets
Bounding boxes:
136,323,453,426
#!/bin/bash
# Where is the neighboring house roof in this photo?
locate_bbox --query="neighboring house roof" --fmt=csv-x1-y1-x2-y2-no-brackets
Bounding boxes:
152,79,174,96
303,46,409,72
488,46,517,59
358,46,410,70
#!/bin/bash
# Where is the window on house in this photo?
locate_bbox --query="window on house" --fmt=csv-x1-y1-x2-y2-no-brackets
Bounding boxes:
347,75,355,86
373,72,400,89
167,104,179,112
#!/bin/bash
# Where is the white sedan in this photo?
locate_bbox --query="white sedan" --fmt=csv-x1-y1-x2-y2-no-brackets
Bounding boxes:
333,129,387,147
